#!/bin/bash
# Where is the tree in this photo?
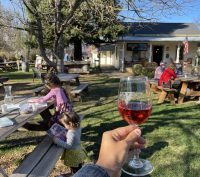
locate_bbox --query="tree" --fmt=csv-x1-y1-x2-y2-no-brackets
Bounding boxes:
0,0,193,71
64,0,124,60
6,0,85,71
0,2,23,55
18,0,123,69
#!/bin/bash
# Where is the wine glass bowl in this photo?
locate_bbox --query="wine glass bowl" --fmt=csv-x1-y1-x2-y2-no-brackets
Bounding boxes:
118,76,153,176
118,101,152,125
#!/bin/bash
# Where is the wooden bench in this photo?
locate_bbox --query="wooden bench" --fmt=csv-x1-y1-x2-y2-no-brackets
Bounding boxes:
10,115,84,177
0,64,14,71
10,135,64,177
0,77,9,85
149,79,177,104
157,86,177,104
149,79,160,94
70,83,89,102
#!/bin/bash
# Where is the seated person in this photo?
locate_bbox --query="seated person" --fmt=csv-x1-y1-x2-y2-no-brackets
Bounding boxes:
154,62,165,80
158,63,177,86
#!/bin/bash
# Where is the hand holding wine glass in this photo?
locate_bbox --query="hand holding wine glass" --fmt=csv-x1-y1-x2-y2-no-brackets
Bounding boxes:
118,76,153,176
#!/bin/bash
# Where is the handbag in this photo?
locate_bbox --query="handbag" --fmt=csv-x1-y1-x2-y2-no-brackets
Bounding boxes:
47,123,67,141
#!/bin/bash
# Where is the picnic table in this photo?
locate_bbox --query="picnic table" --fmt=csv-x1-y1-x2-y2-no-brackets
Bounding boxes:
0,61,17,71
0,95,54,141
57,73,88,101
177,76,200,104
149,79,177,104
0,95,65,177
0,77,9,85
64,61,90,74
57,73,80,85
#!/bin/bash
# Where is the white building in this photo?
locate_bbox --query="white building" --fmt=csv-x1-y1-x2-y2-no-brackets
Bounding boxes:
96,22,200,70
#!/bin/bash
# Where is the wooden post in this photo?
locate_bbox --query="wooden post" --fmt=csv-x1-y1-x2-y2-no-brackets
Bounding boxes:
176,43,180,63
121,42,125,72
149,43,152,62
158,90,168,104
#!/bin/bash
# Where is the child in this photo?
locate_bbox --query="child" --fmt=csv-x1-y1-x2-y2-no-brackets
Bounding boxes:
53,112,86,175
32,72,73,125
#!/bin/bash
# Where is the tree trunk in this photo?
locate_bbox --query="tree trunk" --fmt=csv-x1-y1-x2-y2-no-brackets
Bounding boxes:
74,38,82,61
55,34,64,72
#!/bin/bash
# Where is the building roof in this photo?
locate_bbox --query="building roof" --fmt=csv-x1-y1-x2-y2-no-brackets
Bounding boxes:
118,22,200,42
123,22,200,37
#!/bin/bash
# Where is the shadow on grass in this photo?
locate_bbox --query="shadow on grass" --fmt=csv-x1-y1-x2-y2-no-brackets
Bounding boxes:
82,116,169,162
141,141,169,159
143,102,200,123
0,82,43,100
82,120,127,159
78,98,117,113
82,100,200,168
1,71,200,177
84,85,118,102
0,71,33,80
0,135,45,151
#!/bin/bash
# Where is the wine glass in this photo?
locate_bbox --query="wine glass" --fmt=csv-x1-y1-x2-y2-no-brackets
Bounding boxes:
118,76,153,176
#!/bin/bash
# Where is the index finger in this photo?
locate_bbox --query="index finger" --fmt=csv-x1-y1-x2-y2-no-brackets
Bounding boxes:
111,125,139,141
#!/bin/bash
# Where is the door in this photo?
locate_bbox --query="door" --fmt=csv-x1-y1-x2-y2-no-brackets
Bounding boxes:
101,51,113,66
153,46,163,65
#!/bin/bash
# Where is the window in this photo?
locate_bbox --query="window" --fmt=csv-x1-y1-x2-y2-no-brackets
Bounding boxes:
127,43,148,51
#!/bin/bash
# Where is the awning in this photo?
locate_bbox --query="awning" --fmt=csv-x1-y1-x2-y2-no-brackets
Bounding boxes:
118,36,200,42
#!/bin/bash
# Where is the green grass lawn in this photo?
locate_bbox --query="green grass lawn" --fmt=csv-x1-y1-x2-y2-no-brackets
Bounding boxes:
0,71,200,177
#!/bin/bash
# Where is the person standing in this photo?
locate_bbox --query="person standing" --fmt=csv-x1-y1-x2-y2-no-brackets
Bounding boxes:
16,55,23,71
64,51,70,62
35,54,43,70
53,112,86,176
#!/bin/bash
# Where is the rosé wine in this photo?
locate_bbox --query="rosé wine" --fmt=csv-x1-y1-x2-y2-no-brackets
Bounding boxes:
118,101,152,125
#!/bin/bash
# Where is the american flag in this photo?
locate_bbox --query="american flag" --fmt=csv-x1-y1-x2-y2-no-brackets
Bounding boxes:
183,37,189,55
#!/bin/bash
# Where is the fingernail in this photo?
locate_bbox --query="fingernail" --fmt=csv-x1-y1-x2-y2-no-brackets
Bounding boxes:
134,129,141,137
112,132,120,141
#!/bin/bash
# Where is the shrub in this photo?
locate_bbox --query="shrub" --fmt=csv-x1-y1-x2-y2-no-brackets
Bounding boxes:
132,64,143,76
132,62,156,79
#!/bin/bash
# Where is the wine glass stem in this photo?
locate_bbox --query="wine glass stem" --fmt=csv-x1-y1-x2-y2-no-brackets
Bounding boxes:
129,148,143,168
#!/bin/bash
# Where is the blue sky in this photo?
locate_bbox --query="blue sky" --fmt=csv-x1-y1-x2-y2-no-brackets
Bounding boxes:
1,0,200,23
119,1,200,23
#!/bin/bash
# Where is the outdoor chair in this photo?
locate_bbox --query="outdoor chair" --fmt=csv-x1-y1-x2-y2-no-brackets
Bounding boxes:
32,68,45,83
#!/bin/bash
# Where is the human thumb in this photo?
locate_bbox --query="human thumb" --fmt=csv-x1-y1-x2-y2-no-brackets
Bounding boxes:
124,128,141,146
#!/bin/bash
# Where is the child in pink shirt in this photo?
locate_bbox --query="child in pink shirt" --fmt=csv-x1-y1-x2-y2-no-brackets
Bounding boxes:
32,73,73,125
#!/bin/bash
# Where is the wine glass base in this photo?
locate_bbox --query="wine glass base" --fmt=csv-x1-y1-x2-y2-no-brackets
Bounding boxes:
122,159,153,176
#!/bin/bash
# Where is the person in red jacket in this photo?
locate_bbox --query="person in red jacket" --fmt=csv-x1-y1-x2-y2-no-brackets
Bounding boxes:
158,63,177,86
